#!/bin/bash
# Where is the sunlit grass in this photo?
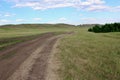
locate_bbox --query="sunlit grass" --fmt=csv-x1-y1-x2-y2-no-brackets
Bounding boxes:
0,27,73,38
58,27,120,80
0,25,75,50
1,25,120,80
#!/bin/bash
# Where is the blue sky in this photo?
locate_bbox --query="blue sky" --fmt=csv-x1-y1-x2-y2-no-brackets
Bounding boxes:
0,0,120,25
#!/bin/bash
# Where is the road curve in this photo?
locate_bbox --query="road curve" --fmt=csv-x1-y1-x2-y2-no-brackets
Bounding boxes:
0,32,67,80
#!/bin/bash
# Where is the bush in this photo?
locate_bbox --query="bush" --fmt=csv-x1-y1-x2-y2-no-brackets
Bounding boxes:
88,23,120,33
88,28,92,32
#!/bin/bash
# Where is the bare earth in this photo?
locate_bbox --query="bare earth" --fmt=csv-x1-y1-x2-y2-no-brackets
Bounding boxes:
0,32,68,80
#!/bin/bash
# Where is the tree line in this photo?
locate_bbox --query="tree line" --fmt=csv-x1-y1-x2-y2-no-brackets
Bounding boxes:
88,23,120,33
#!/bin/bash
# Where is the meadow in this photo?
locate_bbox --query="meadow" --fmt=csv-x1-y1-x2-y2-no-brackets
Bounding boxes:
58,27,120,80
0,24,74,50
0,24,74,38
0,24,120,80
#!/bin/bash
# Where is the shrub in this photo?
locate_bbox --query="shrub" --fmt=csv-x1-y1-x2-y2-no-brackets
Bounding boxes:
88,23,120,33
88,28,92,32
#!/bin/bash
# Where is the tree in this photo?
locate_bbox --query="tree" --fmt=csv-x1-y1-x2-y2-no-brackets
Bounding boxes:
92,25,101,33
88,23,120,33
88,28,92,32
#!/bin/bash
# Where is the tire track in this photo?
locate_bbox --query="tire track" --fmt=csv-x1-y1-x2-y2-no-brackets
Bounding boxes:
0,32,72,80
7,35,63,80
0,33,55,80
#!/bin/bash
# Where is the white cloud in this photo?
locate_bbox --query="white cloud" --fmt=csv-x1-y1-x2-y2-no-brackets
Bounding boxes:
9,0,119,12
0,19,10,23
109,6,120,12
4,13,16,17
16,19,25,22
80,0,105,6
13,1,74,10
0,13,16,17
33,18,42,21
86,5,109,11
4,14,11,17
59,17,67,21
81,17,120,24
13,1,40,8
81,17,97,21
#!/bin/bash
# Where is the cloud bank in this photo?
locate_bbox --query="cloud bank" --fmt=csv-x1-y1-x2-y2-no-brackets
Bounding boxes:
7,0,119,11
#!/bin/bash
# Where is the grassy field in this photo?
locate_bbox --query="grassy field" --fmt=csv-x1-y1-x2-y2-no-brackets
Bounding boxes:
0,24,75,50
0,24,74,38
58,27,120,80
0,24,120,80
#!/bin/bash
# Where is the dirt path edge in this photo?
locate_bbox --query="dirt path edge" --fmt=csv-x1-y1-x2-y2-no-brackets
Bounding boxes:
45,34,71,80
6,32,73,80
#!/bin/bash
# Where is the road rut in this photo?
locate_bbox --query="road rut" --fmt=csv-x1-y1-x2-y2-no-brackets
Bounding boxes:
0,32,65,80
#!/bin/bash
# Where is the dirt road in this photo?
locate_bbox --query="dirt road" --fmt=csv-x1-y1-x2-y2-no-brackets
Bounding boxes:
0,32,67,80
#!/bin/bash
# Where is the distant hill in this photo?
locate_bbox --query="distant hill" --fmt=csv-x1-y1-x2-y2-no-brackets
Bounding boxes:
0,24,76,28
76,24,98,27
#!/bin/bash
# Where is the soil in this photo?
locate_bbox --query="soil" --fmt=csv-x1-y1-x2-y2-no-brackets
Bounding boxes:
0,32,67,80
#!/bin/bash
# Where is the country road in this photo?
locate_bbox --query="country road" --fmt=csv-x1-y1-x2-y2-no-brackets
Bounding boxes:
0,32,68,80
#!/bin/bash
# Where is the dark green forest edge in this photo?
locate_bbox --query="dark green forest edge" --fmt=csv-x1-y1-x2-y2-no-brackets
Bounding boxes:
88,23,120,33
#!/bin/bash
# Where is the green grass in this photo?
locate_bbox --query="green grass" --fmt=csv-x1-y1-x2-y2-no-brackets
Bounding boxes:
58,27,120,80
0,25,73,39
0,34,43,50
1,24,120,80
0,24,75,50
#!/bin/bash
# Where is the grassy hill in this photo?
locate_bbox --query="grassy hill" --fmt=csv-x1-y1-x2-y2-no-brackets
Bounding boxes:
0,24,75,38
0,24,75,50
0,24,120,80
